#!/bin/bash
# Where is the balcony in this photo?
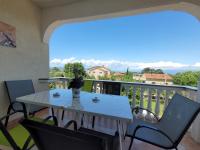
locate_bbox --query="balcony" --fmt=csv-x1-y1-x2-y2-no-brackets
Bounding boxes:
37,77,200,150
41,78,197,116
1,0,200,150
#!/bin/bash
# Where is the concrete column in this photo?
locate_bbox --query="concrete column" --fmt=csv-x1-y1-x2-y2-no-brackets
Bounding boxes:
191,81,200,143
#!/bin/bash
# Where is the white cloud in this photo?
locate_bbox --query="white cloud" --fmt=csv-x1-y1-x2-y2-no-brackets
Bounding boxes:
50,58,62,65
193,62,200,67
50,57,199,71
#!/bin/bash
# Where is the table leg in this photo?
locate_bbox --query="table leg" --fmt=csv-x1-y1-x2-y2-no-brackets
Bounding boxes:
117,120,123,150
26,104,30,115
54,108,63,126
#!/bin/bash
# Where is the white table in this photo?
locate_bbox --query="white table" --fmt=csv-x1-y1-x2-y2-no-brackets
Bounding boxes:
17,89,133,150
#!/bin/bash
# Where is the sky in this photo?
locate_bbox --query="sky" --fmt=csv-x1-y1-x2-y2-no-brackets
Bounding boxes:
49,11,200,73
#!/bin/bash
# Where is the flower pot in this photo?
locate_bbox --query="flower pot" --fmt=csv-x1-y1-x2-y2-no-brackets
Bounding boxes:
72,88,81,98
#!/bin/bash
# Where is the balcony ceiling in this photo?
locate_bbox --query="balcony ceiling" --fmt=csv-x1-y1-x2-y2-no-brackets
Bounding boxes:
32,0,83,8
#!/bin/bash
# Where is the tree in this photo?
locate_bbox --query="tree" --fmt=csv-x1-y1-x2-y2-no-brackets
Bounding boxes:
51,67,60,72
64,63,73,77
126,67,129,75
64,62,86,78
49,67,64,77
141,67,164,74
122,72,135,82
173,71,200,87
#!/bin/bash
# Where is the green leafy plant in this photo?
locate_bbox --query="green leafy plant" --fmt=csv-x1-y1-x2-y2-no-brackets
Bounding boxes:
68,67,85,89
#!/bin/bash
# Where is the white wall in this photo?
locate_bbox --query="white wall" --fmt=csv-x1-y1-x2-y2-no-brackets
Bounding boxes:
0,0,49,117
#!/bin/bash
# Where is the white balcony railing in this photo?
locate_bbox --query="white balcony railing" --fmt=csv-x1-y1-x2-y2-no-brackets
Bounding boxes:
39,77,198,118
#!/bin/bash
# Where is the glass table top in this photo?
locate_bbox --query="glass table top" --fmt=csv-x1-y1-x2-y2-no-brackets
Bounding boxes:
17,89,133,122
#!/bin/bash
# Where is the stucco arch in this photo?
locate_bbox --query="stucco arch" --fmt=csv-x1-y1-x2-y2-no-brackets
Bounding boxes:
42,1,200,44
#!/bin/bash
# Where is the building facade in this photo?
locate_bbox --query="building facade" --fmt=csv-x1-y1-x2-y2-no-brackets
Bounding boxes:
87,66,111,79
133,73,173,85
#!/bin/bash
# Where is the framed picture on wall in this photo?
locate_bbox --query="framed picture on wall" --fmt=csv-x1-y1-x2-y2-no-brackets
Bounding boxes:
0,21,16,48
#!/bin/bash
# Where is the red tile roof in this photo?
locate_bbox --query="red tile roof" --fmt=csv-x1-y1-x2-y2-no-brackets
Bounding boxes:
143,73,172,80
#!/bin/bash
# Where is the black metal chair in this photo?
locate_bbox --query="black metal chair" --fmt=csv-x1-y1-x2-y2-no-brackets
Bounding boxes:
125,93,200,150
21,118,117,150
5,80,54,116
103,82,121,95
65,120,119,150
0,101,58,150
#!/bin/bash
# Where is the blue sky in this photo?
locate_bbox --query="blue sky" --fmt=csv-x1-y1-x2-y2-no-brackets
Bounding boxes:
50,11,200,72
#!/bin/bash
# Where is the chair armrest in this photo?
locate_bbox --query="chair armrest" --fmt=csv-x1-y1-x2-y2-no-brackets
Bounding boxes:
133,125,174,145
42,115,58,126
64,120,77,131
132,107,159,121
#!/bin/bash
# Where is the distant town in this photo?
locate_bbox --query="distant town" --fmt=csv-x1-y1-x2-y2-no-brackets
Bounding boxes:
49,62,200,87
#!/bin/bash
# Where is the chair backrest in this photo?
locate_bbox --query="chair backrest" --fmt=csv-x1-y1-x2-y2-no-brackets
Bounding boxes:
5,80,44,113
103,82,121,95
21,119,105,150
159,93,200,145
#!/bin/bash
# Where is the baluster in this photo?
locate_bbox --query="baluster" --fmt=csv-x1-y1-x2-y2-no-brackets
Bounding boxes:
164,90,170,109
176,89,182,95
147,88,152,112
93,81,97,93
62,80,66,89
138,87,145,117
190,90,197,100
155,89,161,117
99,82,103,94
125,85,130,96
145,88,153,121
140,87,144,108
55,80,59,89
132,86,137,108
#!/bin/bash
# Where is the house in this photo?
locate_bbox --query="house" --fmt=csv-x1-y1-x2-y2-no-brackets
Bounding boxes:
113,72,125,76
133,73,173,85
87,66,111,79
113,72,125,80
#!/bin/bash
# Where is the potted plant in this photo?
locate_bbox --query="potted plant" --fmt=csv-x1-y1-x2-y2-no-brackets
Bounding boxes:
68,67,85,98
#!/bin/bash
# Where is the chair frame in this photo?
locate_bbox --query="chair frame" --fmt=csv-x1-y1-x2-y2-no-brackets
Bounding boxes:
5,80,49,116
0,101,31,150
126,96,200,150
64,119,118,150
0,101,58,150
21,119,108,150
5,79,56,119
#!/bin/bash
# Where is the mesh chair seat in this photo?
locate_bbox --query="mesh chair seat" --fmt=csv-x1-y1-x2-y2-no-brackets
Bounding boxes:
126,116,158,136
0,124,33,149
0,117,55,149
131,124,173,148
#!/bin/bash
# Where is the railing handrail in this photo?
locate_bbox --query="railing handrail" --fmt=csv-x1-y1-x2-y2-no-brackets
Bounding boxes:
38,77,198,92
